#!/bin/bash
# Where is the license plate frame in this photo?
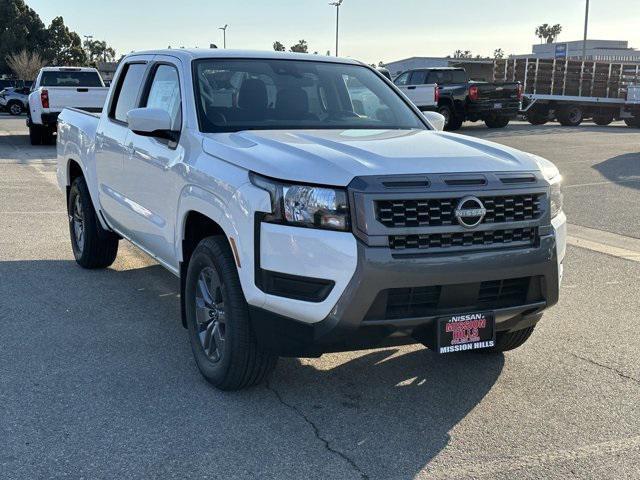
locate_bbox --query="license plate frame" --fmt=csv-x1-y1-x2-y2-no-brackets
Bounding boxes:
437,312,496,354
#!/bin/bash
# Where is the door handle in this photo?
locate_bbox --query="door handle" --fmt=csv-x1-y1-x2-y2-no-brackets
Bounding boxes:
408,86,417,90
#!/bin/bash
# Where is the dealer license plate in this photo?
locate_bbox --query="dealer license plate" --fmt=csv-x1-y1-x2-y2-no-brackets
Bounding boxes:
437,312,496,354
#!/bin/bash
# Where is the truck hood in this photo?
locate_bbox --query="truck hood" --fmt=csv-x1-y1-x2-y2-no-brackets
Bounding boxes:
202,129,540,186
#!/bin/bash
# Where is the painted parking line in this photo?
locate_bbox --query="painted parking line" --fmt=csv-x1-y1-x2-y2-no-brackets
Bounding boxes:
567,224,640,263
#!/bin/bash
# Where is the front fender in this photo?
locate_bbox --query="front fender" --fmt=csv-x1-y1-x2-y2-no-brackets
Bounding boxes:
175,182,272,309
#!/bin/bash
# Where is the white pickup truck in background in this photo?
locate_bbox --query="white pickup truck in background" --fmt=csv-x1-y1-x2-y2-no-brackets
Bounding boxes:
395,78,438,112
57,49,566,391
27,67,109,145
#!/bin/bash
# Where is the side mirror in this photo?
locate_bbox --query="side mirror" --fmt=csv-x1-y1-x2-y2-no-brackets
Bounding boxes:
127,108,176,140
422,111,446,132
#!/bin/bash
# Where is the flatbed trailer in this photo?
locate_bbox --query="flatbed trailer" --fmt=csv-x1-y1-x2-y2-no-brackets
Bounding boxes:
494,58,640,127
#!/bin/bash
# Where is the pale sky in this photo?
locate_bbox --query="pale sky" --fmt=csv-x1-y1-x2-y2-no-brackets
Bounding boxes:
26,0,640,65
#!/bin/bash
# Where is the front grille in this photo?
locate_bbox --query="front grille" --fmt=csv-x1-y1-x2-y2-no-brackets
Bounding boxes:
375,194,541,228
389,227,537,250
368,277,536,321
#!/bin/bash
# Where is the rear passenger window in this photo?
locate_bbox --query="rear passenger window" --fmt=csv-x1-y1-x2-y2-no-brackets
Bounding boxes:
111,63,147,123
410,71,427,85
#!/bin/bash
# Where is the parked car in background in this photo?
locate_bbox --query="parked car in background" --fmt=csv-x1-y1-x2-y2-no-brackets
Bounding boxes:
395,67,522,130
27,67,109,145
0,86,29,115
57,49,565,391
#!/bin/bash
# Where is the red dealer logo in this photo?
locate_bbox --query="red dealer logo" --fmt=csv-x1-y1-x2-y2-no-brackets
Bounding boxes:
445,318,486,344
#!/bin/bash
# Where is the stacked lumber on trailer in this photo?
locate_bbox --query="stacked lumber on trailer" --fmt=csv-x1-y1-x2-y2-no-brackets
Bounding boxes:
493,59,640,99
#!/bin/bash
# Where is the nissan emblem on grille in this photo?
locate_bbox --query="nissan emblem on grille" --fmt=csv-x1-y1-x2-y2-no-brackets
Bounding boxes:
455,196,487,228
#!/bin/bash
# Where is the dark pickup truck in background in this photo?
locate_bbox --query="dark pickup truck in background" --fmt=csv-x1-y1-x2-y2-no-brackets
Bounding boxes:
394,67,522,130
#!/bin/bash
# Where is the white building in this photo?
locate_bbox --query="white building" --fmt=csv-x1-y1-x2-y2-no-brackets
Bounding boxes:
512,40,640,63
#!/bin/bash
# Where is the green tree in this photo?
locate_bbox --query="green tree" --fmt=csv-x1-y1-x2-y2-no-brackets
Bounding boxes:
289,40,308,53
44,16,87,66
0,0,48,73
84,39,116,66
493,48,505,59
273,41,285,52
535,24,562,44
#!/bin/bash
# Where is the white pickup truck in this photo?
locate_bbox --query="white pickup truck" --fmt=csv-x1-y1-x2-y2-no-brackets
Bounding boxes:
57,49,566,391
28,67,109,145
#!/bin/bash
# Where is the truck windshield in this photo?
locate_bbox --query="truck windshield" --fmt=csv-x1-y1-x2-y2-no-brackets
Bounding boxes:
40,71,104,87
194,59,425,132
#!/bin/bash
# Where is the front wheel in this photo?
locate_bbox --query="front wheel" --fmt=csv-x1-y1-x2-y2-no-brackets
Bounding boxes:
488,326,535,352
68,176,119,268
485,116,510,129
185,237,278,391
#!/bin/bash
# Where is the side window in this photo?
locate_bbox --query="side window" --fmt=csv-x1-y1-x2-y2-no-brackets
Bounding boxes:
394,72,410,86
111,63,147,123
409,71,427,85
144,65,182,131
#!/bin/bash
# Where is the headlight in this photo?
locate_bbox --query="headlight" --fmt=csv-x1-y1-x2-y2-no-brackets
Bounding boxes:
531,154,563,218
250,173,350,231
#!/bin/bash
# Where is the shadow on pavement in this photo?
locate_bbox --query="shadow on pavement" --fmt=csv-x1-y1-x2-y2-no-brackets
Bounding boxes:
592,152,640,191
0,259,503,478
271,348,504,478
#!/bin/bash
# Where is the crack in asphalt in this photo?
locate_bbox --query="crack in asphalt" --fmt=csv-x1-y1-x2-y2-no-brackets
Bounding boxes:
570,352,640,385
265,381,369,480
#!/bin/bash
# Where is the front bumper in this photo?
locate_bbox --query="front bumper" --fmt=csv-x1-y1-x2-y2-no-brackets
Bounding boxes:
250,220,564,357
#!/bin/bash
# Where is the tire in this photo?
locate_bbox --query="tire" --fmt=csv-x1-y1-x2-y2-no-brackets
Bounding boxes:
40,126,56,145
68,176,119,269
8,101,23,116
526,111,548,125
485,116,510,129
438,105,463,131
593,113,614,126
489,326,535,352
29,125,43,145
624,118,640,128
557,105,583,126
185,236,278,391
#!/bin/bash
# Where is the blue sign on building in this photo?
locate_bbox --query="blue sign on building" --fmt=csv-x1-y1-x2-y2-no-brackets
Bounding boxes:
555,44,567,59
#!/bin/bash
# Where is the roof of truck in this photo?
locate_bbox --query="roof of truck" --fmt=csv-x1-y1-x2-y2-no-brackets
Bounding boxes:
127,49,363,65
40,67,100,72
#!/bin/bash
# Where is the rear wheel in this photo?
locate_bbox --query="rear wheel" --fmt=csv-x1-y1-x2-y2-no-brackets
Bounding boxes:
526,111,548,125
557,105,583,126
485,115,510,129
593,113,614,126
8,101,23,116
68,176,119,269
624,118,640,128
29,125,43,145
438,105,463,131
185,237,278,391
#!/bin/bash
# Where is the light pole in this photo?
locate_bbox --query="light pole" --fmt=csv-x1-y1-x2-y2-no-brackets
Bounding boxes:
329,0,344,57
219,24,228,49
582,0,590,61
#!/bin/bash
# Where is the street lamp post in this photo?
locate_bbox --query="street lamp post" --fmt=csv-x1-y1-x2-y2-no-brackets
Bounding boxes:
219,24,228,49
582,0,590,61
329,0,344,57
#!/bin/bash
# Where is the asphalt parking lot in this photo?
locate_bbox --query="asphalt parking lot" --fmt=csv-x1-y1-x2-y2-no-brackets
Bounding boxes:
1,113,639,479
